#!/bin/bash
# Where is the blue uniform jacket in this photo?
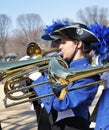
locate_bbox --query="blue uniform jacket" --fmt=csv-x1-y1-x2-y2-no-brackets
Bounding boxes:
33,58,100,120
95,89,109,130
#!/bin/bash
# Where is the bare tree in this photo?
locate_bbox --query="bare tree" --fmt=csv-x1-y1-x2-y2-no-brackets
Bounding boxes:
76,6,109,25
16,13,44,46
0,14,12,60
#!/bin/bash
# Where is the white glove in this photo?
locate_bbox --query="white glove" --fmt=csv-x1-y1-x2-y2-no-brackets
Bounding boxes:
29,72,42,81
101,71,109,88
19,55,30,61
19,56,42,81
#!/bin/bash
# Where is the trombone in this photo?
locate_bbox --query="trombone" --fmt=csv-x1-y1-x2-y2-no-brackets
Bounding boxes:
1,43,67,108
1,57,108,108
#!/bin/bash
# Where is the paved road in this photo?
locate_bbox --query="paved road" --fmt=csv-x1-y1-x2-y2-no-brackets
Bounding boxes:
0,82,104,130
0,83,38,130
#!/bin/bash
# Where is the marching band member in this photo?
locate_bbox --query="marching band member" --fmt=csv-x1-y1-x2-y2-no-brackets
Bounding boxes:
32,22,100,130
94,72,109,130
88,23,109,130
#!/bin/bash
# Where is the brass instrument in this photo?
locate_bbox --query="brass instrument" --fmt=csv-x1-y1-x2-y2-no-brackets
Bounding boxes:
26,42,61,59
2,57,67,107
1,56,107,108
1,43,67,108
0,43,108,108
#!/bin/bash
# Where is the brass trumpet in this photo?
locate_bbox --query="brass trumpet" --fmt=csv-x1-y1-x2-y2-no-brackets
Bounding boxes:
26,42,61,59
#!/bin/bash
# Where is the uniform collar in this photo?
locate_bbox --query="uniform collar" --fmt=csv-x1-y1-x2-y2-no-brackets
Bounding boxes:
70,58,89,68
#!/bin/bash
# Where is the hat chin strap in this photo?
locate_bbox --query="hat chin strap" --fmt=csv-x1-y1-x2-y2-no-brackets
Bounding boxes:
66,44,79,64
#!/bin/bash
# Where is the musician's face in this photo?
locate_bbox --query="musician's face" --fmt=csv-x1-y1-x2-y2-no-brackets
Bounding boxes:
59,38,78,60
51,39,61,48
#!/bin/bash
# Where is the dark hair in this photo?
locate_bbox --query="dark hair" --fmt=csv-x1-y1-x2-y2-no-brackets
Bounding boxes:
82,42,92,53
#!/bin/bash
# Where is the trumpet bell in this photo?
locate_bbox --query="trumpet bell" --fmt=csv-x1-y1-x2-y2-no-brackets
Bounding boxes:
26,42,61,59
27,42,42,59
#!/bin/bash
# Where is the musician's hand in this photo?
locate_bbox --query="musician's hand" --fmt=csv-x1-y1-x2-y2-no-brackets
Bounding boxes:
101,71,109,89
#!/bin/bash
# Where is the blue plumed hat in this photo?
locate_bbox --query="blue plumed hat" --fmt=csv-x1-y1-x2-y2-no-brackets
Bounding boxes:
88,23,109,64
41,20,70,41
51,22,99,43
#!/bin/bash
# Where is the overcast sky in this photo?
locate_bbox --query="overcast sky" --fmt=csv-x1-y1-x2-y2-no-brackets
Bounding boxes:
0,0,109,27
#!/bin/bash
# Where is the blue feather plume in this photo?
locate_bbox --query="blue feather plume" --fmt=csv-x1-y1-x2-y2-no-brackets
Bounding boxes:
88,23,109,64
44,19,70,34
